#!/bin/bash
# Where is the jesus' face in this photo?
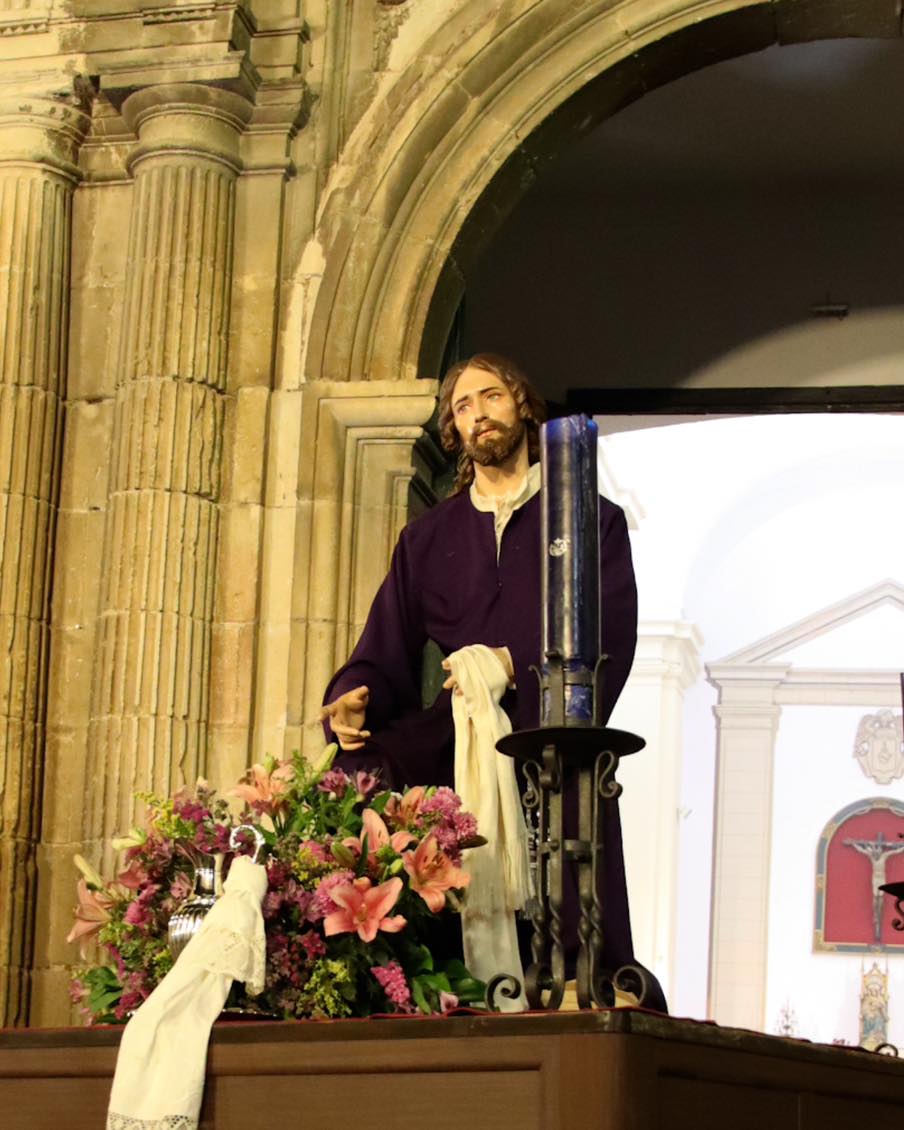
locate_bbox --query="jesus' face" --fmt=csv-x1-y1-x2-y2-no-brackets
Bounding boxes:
450,366,526,467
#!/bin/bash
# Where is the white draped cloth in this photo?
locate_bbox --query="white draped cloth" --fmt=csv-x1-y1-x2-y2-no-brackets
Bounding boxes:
447,644,532,1012
106,854,268,1130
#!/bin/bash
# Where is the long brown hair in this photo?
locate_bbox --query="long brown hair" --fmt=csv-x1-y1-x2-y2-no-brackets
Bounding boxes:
438,353,547,493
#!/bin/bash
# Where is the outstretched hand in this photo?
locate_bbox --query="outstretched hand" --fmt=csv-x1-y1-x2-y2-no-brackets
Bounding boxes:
319,685,371,750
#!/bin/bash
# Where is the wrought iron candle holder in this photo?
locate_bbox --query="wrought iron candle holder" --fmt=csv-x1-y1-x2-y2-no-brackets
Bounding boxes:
879,879,904,932
492,649,651,1011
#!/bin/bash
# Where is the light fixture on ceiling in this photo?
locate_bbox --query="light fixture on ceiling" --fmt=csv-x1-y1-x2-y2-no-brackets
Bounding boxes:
810,293,850,319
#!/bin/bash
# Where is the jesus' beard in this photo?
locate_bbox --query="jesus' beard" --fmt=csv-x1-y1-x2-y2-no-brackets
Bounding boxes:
464,417,526,466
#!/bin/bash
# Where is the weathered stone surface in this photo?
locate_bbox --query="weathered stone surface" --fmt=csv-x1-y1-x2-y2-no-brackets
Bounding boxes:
209,620,255,731
214,505,262,623
221,386,269,505
0,94,89,1027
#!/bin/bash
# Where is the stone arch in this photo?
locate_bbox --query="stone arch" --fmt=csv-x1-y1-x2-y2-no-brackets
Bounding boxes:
302,0,902,385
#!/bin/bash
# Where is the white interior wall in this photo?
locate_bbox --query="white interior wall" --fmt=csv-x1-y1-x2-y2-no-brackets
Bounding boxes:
768,697,904,1046
602,412,904,1030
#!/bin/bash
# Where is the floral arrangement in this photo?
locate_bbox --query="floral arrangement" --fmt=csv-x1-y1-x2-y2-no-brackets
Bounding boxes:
68,747,486,1023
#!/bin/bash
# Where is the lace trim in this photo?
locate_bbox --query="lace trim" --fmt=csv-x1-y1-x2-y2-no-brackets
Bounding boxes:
107,1113,196,1130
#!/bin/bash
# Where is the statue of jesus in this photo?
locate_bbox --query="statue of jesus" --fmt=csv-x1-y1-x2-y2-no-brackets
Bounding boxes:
843,830,904,942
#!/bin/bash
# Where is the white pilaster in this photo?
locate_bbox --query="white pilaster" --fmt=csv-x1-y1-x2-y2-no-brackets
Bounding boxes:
613,620,702,999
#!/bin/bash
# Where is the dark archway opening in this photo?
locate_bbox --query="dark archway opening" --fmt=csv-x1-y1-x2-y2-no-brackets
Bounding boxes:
430,21,904,417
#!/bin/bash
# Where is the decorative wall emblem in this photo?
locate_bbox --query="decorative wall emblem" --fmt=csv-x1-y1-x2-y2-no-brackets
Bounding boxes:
859,961,889,1051
814,797,904,952
854,710,904,785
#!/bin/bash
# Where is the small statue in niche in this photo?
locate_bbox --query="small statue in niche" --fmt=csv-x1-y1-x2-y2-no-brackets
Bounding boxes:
859,961,889,1051
854,710,904,786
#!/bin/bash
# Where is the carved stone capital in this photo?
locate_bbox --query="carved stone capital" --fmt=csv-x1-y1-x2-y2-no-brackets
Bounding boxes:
0,93,91,179
122,83,253,175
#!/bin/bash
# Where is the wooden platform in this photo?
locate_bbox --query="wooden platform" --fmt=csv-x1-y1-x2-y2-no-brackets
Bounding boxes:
3,1009,904,1129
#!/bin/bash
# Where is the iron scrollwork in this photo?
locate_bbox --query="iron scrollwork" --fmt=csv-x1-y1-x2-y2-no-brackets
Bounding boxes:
495,651,647,1012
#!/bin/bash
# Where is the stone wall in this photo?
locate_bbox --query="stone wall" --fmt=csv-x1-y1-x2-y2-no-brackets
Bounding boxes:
0,0,441,1027
0,0,896,1026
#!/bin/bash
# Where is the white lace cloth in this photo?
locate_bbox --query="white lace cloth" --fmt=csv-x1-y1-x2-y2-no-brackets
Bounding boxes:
106,854,268,1130
448,644,531,1012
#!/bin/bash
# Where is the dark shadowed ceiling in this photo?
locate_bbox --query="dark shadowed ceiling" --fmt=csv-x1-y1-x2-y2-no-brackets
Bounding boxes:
460,38,904,403
538,39,904,194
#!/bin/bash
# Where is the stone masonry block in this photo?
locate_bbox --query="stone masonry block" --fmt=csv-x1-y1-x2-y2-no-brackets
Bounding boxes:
209,621,255,728
214,503,262,623
223,386,269,506
49,509,106,627
59,398,115,512
41,726,90,846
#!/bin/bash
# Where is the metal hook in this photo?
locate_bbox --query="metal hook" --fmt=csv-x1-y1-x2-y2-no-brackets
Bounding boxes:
230,824,266,864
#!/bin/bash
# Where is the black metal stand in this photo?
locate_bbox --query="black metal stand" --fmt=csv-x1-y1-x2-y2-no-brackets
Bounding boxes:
491,650,650,1011
879,880,904,932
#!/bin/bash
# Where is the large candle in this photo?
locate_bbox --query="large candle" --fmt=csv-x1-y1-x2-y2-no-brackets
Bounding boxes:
540,415,600,724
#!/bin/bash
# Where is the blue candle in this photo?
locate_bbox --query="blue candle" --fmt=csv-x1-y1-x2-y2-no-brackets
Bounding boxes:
540,415,600,724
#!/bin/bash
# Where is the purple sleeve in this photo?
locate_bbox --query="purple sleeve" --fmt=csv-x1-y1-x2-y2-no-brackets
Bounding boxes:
322,526,427,736
597,501,638,723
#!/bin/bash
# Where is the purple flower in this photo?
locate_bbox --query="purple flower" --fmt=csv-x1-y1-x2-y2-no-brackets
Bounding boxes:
317,769,351,797
371,961,415,1014
313,869,355,919
353,770,379,800
115,989,145,1020
300,931,326,959
420,787,461,820
124,900,151,928
263,889,285,919
418,789,477,863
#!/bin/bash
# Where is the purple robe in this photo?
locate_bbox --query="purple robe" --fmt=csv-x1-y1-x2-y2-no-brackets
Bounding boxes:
324,485,666,1008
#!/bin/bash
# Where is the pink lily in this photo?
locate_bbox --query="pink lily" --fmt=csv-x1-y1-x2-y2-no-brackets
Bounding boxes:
229,760,294,817
344,807,415,866
323,876,407,943
401,834,470,913
384,786,426,828
66,879,114,958
116,857,149,891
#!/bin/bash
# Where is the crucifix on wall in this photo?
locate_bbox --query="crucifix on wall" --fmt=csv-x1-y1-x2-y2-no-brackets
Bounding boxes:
843,831,904,942
814,798,904,952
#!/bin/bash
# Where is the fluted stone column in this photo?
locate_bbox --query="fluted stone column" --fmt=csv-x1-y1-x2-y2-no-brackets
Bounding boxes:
86,85,251,861
0,94,89,1025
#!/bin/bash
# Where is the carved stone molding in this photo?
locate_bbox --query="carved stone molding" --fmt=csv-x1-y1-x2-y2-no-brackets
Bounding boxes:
252,381,439,761
0,0,48,40
0,94,91,181
121,82,252,176
373,2,410,73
